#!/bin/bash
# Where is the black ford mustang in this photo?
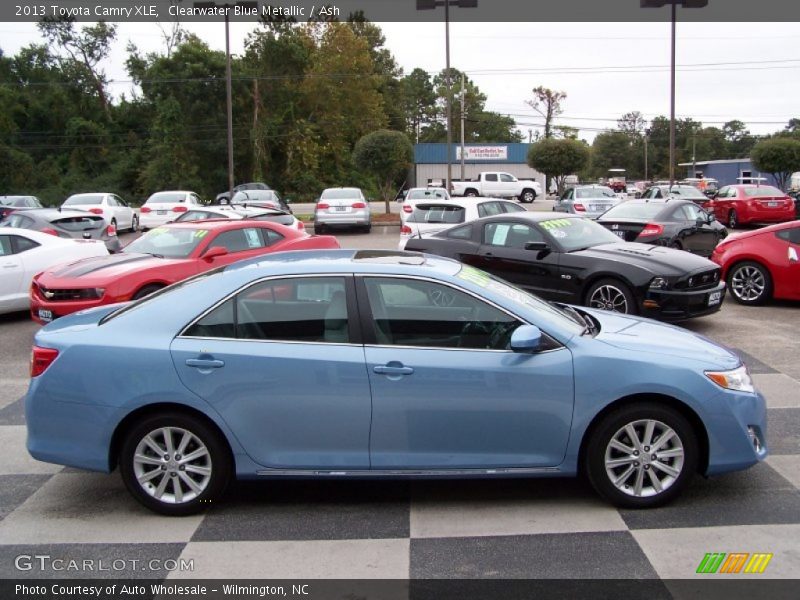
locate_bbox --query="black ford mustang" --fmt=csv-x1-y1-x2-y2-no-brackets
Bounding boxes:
405,212,725,321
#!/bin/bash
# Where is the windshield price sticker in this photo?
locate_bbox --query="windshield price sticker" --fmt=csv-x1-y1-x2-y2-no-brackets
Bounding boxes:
193,230,209,239
540,219,573,230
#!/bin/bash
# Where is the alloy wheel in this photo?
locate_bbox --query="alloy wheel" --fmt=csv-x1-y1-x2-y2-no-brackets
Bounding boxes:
588,284,629,313
731,265,766,302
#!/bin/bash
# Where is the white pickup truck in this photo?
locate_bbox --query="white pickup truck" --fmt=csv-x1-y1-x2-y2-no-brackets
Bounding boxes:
450,172,542,203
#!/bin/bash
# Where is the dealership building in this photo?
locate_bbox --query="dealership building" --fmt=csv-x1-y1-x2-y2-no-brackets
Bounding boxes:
679,158,800,189
412,143,545,189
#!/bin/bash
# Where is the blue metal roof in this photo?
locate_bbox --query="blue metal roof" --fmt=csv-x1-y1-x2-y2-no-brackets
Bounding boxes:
415,143,531,164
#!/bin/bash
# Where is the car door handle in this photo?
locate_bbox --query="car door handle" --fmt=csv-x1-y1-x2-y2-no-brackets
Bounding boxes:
185,358,225,369
373,365,414,376
2,264,17,269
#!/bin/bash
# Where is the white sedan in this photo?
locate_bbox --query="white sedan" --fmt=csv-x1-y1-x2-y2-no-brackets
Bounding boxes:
0,228,109,315
399,197,526,250
400,187,451,221
173,206,305,231
139,191,204,230
61,193,138,233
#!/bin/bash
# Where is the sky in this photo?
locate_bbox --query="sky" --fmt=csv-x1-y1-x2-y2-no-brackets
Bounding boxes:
1,20,798,143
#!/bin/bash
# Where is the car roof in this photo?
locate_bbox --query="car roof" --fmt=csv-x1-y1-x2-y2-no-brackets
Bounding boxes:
148,190,193,195
158,220,280,231
481,212,584,223
12,208,101,219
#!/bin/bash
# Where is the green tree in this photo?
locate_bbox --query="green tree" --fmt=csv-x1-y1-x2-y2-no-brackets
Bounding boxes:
750,138,800,190
352,129,413,213
400,68,437,142
525,86,566,139
722,120,757,158
527,138,589,195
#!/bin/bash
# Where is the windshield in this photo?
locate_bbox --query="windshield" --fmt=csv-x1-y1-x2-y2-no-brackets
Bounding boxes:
320,189,362,200
407,188,449,200
742,186,784,197
539,217,622,251
601,202,664,220
407,204,465,224
146,192,186,204
456,265,584,336
123,226,207,258
64,195,104,206
575,187,616,199
233,190,277,202
661,186,706,199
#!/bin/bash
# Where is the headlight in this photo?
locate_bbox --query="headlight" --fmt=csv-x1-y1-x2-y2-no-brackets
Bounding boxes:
705,365,755,393
649,277,668,290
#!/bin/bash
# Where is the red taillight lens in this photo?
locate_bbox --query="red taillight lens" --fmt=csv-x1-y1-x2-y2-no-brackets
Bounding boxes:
106,224,116,236
639,223,664,237
88,208,103,215
297,221,305,230
316,203,330,210
140,207,151,213
573,203,586,212
31,346,59,377
403,204,413,213
41,228,59,236
172,206,188,213
352,202,366,209
401,225,412,235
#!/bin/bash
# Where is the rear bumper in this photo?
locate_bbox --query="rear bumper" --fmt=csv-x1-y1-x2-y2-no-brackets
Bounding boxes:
642,282,726,321
740,207,795,224
139,212,174,229
314,210,371,227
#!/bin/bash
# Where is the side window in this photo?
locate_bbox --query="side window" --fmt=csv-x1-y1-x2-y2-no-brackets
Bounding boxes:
11,235,40,254
653,189,663,199
501,202,526,213
446,224,473,240
717,187,729,198
484,222,544,249
478,202,504,218
114,196,128,207
499,174,515,183
260,228,284,246
364,277,520,350
777,229,800,244
484,174,498,182
211,228,264,253
4,214,34,228
0,236,12,256
184,277,349,343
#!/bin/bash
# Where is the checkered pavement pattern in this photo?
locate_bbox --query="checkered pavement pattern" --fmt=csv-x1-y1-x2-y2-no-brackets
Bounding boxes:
1,348,798,582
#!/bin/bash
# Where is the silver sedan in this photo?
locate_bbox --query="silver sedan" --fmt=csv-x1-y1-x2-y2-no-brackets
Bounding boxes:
554,185,622,219
314,187,371,234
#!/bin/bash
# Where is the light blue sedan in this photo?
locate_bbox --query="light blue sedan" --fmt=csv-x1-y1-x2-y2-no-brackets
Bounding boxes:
26,250,767,515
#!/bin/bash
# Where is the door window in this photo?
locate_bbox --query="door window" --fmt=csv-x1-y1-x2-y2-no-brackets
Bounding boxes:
484,222,544,249
499,173,515,183
501,202,526,213
363,277,520,350
478,202,504,218
484,174,498,182
0,236,11,256
210,227,280,253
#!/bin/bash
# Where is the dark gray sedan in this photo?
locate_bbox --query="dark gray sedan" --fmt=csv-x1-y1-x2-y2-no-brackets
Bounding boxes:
0,208,122,253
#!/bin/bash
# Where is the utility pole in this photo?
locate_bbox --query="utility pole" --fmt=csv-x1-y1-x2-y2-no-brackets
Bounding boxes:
691,128,697,177
460,72,466,181
644,128,650,183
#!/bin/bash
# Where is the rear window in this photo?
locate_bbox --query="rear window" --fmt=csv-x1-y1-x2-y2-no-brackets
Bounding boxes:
575,187,616,199
407,189,448,200
661,186,706,199
742,186,784,197
601,203,664,220
320,189,362,200
406,204,466,224
64,195,103,206
52,215,105,231
146,192,186,204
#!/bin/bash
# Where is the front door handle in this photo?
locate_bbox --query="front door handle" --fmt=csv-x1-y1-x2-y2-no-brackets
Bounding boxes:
374,364,414,376
186,358,225,369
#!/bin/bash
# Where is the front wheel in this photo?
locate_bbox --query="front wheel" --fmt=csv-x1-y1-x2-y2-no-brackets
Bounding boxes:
465,190,479,198
585,278,638,315
727,261,772,305
132,284,164,301
728,209,738,229
585,403,698,508
130,215,139,233
119,412,232,516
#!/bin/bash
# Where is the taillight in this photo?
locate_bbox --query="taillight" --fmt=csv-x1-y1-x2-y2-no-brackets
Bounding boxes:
140,207,152,213
573,203,586,212
352,202,366,209
403,204,413,213
316,203,330,210
31,346,59,377
401,225,412,235
639,223,664,237
88,208,103,215
172,206,188,213
297,221,305,230
41,228,59,236
106,224,117,236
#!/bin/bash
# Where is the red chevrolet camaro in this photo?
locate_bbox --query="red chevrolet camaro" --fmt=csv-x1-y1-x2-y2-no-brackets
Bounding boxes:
711,221,800,305
30,220,339,324
704,184,795,229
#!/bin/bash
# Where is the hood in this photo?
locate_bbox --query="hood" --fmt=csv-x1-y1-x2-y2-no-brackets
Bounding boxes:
36,253,184,286
575,242,716,276
587,308,740,369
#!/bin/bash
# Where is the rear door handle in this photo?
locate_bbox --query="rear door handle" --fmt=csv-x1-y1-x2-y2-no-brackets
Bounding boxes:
186,358,225,369
374,365,414,376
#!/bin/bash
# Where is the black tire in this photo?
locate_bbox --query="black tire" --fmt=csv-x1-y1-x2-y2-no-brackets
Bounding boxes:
726,261,772,306
727,209,737,229
130,215,139,233
584,278,638,315
520,189,536,204
119,411,232,516
132,284,164,301
585,403,698,508
110,218,118,233
465,189,479,197
363,224,372,234
315,223,326,234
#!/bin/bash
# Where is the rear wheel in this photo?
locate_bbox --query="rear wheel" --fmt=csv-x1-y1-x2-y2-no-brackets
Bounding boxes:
585,278,637,315
465,189,479,197
585,403,697,508
119,412,232,515
520,189,536,204
727,261,772,305
132,284,164,301
728,209,738,229
130,214,139,233
363,224,372,234
315,223,325,234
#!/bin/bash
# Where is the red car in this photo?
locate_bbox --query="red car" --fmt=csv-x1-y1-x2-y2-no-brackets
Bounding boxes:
711,221,800,305
30,220,339,324
704,184,795,229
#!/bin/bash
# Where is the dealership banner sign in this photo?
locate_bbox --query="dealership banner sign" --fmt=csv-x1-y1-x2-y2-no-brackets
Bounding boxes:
456,147,508,161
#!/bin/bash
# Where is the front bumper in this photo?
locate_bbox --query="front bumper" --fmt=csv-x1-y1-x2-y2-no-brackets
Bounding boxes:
642,281,726,321
705,387,768,476
30,283,108,324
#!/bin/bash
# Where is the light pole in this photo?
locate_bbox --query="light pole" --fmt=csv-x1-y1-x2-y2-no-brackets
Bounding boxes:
417,0,477,192
641,0,708,187
644,128,650,183
194,1,258,202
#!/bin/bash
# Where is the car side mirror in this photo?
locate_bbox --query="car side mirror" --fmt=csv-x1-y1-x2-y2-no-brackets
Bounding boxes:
706,213,716,222
524,241,549,252
203,246,229,261
510,325,543,353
